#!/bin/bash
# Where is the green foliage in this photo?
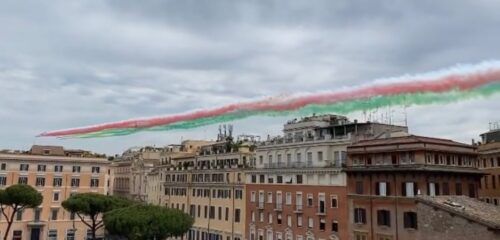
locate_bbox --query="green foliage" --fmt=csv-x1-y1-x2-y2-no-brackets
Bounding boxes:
62,193,133,240
104,205,194,240
62,193,131,216
0,184,43,240
0,184,43,207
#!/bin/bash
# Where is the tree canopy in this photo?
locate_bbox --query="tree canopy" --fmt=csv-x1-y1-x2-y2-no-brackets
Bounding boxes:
0,184,43,240
62,193,133,240
104,205,194,240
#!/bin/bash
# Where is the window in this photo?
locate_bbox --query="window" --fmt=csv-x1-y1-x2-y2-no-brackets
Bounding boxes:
456,182,463,195
267,192,273,203
277,176,283,183
317,152,323,161
308,217,313,228
0,163,6,170
0,176,6,186
218,207,222,220
12,231,22,240
90,179,99,188
37,164,46,172
286,192,292,205
376,182,390,196
287,215,292,227
330,195,338,208
92,166,100,174
307,152,313,162
260,212,264,222
19,164,29,171
296,153,302,162
209,206,215,219
307,194,313,207
54,165,63,172
53,192,60,202
354,208,366,224
377,210,391,227
33,208,41,221
355,181,364,194
251,211,255,222
296,175,303,184
319,218,326,231
71,178,80,187
16,209,23,220
235,208,241,222
402,182,418,197
331,221,338,232
318,193,325,214
442,182,450,195
66,229,75,240
18,176,28,184
259,175,265,183
251,175,257,183
72,166,81,173
35,177,45,187
277,213,282,224
403,212,417,229
268,212,273,224
48,229,58,240
297,215,302,227
51,208,59,220
53,177,62,187
428,182,439,196
250,191,256,202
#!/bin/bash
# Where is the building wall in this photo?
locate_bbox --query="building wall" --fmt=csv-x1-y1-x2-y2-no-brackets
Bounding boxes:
416,202,500,240
246,179,348,240
478,142,500,205
345,136,481,240
0,153,109,240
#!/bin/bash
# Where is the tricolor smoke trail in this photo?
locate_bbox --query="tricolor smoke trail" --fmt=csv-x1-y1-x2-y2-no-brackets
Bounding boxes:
39,61,500,138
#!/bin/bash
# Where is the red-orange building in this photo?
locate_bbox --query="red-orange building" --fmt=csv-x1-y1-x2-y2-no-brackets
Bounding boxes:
478,128,500,205
246,115,407,240
345,135,482,240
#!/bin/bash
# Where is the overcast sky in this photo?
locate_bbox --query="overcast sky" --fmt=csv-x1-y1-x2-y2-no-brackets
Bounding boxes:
1,0,500,155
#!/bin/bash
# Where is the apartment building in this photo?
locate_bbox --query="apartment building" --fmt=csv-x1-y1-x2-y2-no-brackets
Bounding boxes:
246,115,408,240
346,135,482,240
110,146,163,201
147,140,213,205
0,145,109,240
161,130,256,240
478,127,500,205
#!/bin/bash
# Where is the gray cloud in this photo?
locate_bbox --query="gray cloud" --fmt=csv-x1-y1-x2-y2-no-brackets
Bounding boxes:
0,0,499,154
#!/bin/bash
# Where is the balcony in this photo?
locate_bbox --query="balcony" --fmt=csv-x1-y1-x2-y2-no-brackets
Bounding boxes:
258,201,265,209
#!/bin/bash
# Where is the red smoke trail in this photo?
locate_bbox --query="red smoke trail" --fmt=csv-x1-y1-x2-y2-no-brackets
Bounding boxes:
39,65,500,137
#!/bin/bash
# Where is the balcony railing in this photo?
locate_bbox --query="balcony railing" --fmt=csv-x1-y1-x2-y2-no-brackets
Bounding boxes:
263,161,317,169
258,201,264,209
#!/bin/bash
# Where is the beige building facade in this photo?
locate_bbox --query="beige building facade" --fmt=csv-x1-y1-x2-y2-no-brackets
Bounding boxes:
0,145,109,240
160,133,256,240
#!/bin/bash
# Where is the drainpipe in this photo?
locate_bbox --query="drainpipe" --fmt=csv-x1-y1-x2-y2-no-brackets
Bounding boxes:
370,174,374,240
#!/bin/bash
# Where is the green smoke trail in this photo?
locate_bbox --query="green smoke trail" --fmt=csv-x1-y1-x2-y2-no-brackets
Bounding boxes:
71,83,500,138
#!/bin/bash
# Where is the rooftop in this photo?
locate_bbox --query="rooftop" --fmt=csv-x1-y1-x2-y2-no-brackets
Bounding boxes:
349,134,474,149
417,195,500,230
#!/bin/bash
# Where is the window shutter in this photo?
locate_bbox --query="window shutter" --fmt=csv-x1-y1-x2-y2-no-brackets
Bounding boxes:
375,182,380,195
387,183,391,196
414,183,419,196
401,182,406,197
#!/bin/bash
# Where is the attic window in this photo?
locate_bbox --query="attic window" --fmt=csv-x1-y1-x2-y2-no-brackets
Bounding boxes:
43,149,50,155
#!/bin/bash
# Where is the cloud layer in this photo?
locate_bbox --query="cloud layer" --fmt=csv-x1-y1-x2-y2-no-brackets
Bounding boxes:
1,0,499,154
